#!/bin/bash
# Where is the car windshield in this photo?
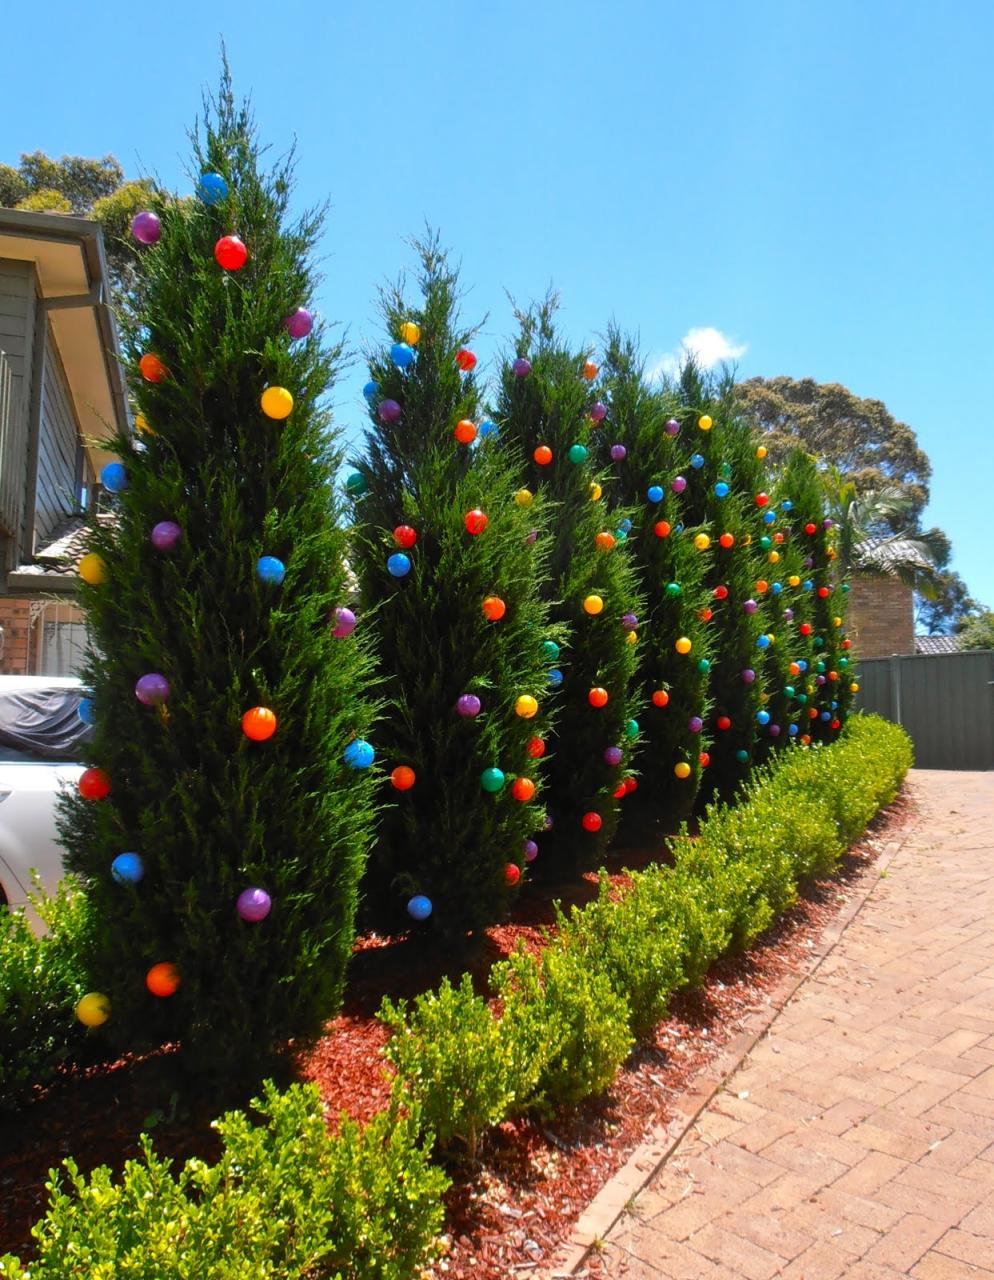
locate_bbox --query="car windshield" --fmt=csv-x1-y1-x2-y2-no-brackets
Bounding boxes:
0,688,91,762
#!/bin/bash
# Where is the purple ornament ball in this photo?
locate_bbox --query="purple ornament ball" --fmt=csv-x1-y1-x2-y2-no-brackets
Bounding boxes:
665,418,680,436
688,716,704,733
512,357,532,378
743,598,758,615
803,556,814,568
525,528,539,544
378,398,402,424
150,520,182,552
769,723,782,737
523,838,539,863
237,887,272,922
590,400,607,422
610,444,627,461
131,211,161,245
457,693,481,718
823,518,834,529
620,612,638,631
284,307,314,340
783,607,795,621
135,672,170,706
333,607,357,638
542,811,554,831
741,668,756,684
672,475,687,494
816,674,827,686
603,745,623,766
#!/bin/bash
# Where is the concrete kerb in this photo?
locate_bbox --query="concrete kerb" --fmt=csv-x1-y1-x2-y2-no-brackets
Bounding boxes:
543,798,925,1279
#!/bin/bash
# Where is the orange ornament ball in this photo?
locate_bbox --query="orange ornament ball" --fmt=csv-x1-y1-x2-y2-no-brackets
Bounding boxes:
526,735,546,758
651,689,670,707
756,579,769,594
511,777,536,802
533,445,553,466
146,962,180,998
391,765,416,791
588,686,609,708
789,662,801,676
582,360,599,381
482,595,506,621
139,353,168,383
654,520,672,539
595,531,616,551
581,811,603,832
242,706,277,741
698,607,714,622
801,733,812,745
773,531,785,544
454,419,477,445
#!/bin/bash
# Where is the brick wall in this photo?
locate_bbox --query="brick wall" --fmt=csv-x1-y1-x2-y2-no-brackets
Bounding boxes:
847,573,915,658
0,597,34,674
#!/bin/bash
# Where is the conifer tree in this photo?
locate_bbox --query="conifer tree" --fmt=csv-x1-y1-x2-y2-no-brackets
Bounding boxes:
351,238,553,937
493,301,642,876
597,331,712,832
61,73,378,1086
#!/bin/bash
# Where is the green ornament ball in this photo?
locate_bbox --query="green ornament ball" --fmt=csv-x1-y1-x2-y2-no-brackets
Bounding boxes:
839,656,849,667
759,535,772,550
813,636,825,648
815,660,826,673
797,693,808,704
568,443,589,464
541,639,560,660
345,471,367,497
696,658,711,674
624,718,639,740
480,767,506,793
785,685,795,697
665,582,682,598
735,748,750,763
842,583,850,592
719,461,732,479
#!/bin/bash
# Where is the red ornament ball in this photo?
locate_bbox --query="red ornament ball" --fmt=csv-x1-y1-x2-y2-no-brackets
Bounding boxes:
139,353,168,383
391,765,416,791
533,445,553,466
79,767,111,800
511,776,536,802
455,348,478,371
214,235,248,271
808,707,819,719
504,862,521,886
242,706,277,741
805,522,817,535
465,508,488,535
817,586,830,598
831,718,841,730
526,736,546,758
842,638,852,649
654,520,672,539
799,622,813,636
393,525,417,548
719,532,734,549
454,419,477,445
755,492,769,507
612,782,627,799
698,607,714,622
581,811,603,832
717,715,731,731
482,595,506,621
588,687,609,708
699,751,711,767
651,689,670,708
713,584,729,600
146,962,180,998
624,776,637,793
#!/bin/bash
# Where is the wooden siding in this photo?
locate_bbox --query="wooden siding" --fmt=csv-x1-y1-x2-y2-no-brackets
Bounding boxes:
0,261,36,560
35,324,81,547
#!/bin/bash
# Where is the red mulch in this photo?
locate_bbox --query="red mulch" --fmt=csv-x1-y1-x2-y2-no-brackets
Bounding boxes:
0,791,915,1272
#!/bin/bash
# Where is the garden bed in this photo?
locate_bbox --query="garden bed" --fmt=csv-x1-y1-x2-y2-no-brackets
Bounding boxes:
0,788,914,1271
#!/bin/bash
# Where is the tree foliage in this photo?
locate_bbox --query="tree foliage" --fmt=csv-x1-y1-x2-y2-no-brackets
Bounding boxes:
958,610,994,651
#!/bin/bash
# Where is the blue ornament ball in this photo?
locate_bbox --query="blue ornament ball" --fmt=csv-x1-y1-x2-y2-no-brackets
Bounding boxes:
111,852,144,884
197,172,229,204
78,697,96,726
782,499,793,511
407,894,433,921
771,582,783,594
647,485,664,503
756,634,771,649
390,342,416,369
757,710,771,725
714,481,730,497
101,462,128,493
762,510,776,524
820,710,831,721
788,723,799,736
619,518,633,534
548,668,564,688
387,553,411,578
803,579,814,591
478,419,498,438
256,556,286,586
363,380,379,402
344,739,375,769
690,453,705,469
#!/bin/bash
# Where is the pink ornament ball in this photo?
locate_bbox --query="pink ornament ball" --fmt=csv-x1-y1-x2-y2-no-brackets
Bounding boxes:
741,668,756,684
131,211,161,245
284,307,314,340
333,607,357,638
236,887,272,922
672,475,687,494
590,401,607,422
610,444,627,461
378,399,402,424
150,521,182,552
665,418,680,436
135,673,170,706
743,598,758,615
457,693,481,717
512,357,532,378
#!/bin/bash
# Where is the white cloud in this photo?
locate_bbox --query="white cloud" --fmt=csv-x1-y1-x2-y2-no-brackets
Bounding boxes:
649,327,748,382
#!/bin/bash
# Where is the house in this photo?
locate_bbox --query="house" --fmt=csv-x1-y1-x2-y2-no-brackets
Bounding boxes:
0,207,126,675
846,538,937,659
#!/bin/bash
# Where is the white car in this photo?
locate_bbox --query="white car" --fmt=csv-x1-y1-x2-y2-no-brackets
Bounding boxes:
0,676,87,920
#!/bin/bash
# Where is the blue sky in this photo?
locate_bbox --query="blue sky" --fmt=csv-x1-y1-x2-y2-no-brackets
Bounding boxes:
3,1,992,608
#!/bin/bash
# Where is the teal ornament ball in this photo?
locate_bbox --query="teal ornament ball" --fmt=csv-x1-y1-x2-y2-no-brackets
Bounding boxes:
481,767,506,793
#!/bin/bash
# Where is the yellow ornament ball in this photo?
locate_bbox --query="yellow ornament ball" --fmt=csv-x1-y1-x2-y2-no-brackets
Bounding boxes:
675,636,692,655
625,630,637,645
76,991,110,1027
756,445,768,459
134,412,154,436
850,682,860,693
79,553,107,586
399,321,421,345
515,488,534,508
768,550,780,564
515,694,539,719
694,533,711,551
833,615,843,627
674,761,692,779
827,547,838,560
698,414,713,431
260,386,294,420
589,481,603,501
583,594,604,615
788,574,801,587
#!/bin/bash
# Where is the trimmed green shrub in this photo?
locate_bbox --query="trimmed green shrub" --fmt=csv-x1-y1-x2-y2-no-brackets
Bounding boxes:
0,1081,448,1280
0,876,96,1110
380,973,539,1159
552,872,685,1039
493,943,633,1113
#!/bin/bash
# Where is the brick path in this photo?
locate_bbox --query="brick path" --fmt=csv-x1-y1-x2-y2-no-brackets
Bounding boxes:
599,769,994,1279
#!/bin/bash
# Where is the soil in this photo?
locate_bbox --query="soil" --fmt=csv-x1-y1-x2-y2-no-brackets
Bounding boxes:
0,790,915,1274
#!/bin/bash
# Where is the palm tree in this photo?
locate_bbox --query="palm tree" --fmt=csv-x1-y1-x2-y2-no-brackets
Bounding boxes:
824,469,942,592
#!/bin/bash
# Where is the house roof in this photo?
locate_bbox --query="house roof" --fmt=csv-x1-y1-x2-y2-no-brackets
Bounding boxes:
0,207,128,470
7,513,113,595
914,634,961,656
856,536,934,573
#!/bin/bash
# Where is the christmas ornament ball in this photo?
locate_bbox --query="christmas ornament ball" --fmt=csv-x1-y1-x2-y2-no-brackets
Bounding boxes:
515,488,534,507
652,689,670,707
146,963,180,997
76,992,111,1027
387,553,411,577
583,593,604,615
581,811,603,832
457,694,482,717
647,484,664,502
588,686,609,708
344,739,375,769
482,595,506,621
589,400,607,421
672,475,687,494
197,171,229,203
242,707,278,741
256,556,286,586
391,765,416,791
378,398,402,424
698,414,713,431
333,607,357,638
527,735,546,757
515,694,539,719
533,444,553,465
541,639,560,660
79,553,107,585
523,838,539,862
481,767,506,793
408,894,432,921
101,462,128,493
589,482,603,501
595,530,616,550
390,341,415,369
131,211,161,244
464,508,488,535
675,636,692,655
237,888,272,922
151,521,182,552
260,386,294,419
455,347,477,371
111,852,144,884
674,761,691,779
505,862,522,886
665,418,680,436
135,673,170,706
214,234,248,271
624,719,640,739
512,357,532,377
139,353,167,382
511,777,536,802
398,321,421,345
715,482,730,498
583,360,599,381
345,471,368,497
568,443,588,464
284,307,314,339
610,443,627,461
393,525,417,548
78,697,96,725
454,419,477,444
604,745,623,766
694,533,711,550
79,767,111,800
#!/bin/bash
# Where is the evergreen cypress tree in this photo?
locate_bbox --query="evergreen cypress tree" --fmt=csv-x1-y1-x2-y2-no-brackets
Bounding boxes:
352,238,553,937
61,73,378,1087
493,301,642,876
597,331,712,833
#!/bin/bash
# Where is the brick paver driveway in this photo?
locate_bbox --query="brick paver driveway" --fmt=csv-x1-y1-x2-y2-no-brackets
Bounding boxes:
600,769,994,1279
